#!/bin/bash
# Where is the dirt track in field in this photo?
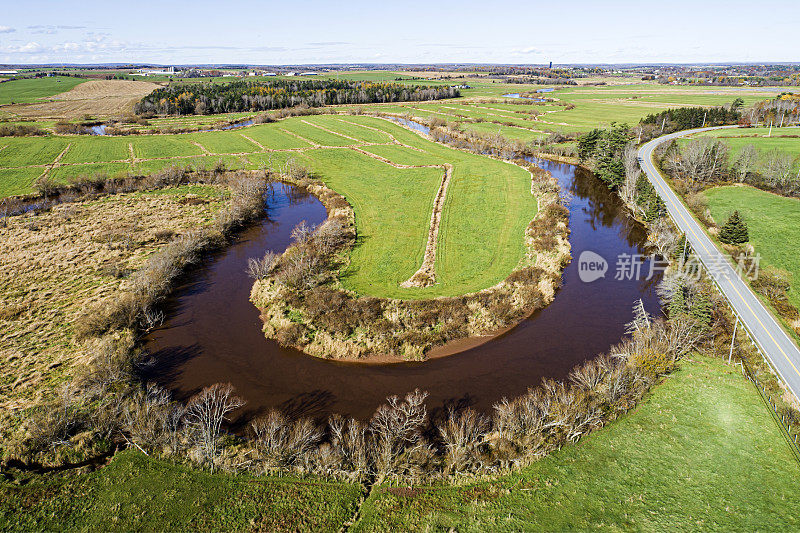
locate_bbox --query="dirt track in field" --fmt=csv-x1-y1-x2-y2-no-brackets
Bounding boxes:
2,79,161,120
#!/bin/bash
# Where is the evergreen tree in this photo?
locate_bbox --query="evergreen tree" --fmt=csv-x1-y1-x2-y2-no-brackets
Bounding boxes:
718,210,749,245
689,287,713,330
672,234,689,263
668,282,687,318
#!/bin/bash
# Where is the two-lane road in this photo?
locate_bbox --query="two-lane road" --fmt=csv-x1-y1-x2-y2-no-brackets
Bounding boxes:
639,127,800,403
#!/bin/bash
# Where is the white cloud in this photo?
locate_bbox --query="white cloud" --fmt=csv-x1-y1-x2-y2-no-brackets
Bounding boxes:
511,47,542,55
0,26,16,34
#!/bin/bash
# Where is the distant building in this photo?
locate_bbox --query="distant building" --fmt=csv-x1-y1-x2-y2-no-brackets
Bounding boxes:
138,66,176,76
0,70,18,75
300,72,318,76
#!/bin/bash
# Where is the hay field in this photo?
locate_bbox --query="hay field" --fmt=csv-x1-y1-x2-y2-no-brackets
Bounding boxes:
0,186,224,423
2,79,161,119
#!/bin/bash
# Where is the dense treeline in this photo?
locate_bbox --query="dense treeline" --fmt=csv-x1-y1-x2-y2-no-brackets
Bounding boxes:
745,94,800,126
577,123,631,189
134,80,459,115
640,100,743,134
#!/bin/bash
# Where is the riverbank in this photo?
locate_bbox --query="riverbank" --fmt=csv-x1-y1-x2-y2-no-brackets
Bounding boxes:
4,355,798,531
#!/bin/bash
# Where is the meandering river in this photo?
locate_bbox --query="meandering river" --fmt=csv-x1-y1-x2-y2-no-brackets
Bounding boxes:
142,152,661,424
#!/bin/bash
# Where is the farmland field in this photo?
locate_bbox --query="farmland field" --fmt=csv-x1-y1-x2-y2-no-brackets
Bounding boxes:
4,356,798,531
0,114,537,299
703,185,800,310
0,76,86,105
1,79,160,119
688,127,800,169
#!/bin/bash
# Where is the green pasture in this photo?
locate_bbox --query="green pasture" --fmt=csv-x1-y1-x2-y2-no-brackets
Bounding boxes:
354,355,800,531
0,449,361,532
0,76,86,105
704,185,800,310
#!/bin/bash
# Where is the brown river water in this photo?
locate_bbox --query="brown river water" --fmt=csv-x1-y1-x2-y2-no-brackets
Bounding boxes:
142,158,661,425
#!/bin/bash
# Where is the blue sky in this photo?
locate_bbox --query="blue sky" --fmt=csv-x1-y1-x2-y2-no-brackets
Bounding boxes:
1,0,798,65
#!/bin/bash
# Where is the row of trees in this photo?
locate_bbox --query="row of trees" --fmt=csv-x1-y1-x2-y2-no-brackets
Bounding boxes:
134,80,459,116
744,94,800,127
663,138,799,196
640,100,743,133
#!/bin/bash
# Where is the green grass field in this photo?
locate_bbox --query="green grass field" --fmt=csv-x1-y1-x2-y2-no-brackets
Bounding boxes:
354,355,800,531
0,450,362,532
0,76,86,105
703,185,800,310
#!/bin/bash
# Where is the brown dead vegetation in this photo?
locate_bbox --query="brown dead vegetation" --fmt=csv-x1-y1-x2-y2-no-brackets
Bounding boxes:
0,182,224,427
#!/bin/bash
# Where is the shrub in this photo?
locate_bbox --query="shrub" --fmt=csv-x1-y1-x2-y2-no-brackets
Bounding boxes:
247,251,278,280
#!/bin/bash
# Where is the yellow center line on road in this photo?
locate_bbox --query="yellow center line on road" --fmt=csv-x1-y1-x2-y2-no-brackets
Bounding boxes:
646,145,800,381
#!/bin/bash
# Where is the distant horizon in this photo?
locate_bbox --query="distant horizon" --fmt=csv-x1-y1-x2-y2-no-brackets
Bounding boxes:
2,61,800,69
1,0,798,65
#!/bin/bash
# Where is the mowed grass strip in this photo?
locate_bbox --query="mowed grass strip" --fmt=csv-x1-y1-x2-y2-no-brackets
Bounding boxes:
703,185,800,309
461,121,547,142
59,136,131,164
0,449,362,532
353,355,800,531
185,131,263,154
312,115,394,144
305,148,441,295
50,162,132,183
242,124,314,150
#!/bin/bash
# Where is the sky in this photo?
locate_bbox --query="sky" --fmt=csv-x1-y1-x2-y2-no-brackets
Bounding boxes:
1,0,799,65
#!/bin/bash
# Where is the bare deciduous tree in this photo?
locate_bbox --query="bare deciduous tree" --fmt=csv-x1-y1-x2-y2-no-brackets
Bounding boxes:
439,408,489,474
369,389,429,482
647,217,679,258
733,143,758,182
666,138,729,188
620,144,643,215
184,383,244,470
761,149,798,193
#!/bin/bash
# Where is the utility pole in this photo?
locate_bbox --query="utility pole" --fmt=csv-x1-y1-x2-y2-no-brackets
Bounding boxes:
682,233,689,265
702,110,707,128
660,117,667,133
729,315,739,363
768,120,773,138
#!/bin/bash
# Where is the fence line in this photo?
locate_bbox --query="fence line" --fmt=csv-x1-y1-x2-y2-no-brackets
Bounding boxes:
678,238,800,463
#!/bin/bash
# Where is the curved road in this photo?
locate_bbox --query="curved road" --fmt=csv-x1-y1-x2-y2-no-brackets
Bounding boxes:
639,127,800,403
